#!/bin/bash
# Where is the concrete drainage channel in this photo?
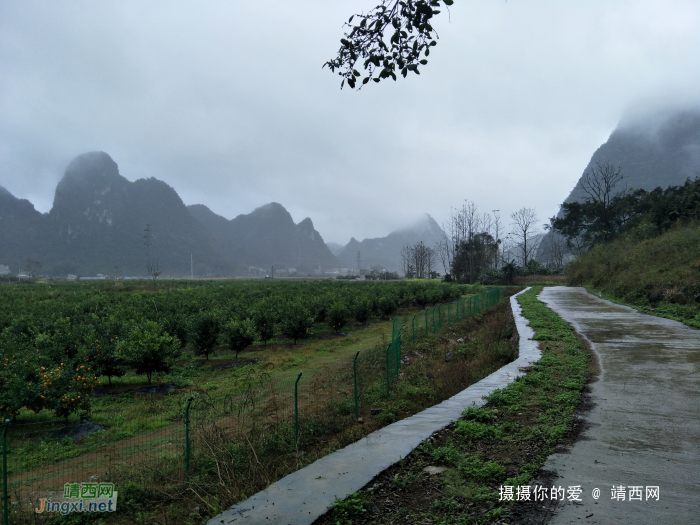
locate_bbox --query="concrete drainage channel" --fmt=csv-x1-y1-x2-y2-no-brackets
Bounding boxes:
208,288,540,525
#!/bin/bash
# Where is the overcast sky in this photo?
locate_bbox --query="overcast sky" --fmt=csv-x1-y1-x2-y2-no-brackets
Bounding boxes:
1,1,699,245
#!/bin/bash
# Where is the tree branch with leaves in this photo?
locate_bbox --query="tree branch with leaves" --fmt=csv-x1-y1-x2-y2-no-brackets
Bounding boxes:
325,0,453,89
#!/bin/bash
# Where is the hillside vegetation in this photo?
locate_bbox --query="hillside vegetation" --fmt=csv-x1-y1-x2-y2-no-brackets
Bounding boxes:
567,222,700,328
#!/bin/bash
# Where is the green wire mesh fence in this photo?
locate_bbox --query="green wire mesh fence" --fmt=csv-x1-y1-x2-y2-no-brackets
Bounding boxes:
1,288,502,524
416,288,501,341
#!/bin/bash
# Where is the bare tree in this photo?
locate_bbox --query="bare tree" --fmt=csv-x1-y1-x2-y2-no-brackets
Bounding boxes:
491,210,503,269
400,244,415,278
144,224,162,282
540,231,568,272
402,242,436,279
510,207,542,267
25,259,41,278
146,261,162,283
369,264,384,275
580,162,625,214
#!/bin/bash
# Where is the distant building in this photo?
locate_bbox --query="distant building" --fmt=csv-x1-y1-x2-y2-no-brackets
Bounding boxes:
325,268,355,275
67,274,78,281
0,265,9,275
80,274,106,281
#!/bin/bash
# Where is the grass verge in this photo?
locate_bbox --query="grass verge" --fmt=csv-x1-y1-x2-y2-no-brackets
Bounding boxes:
566,221,700,329
317,286,595,525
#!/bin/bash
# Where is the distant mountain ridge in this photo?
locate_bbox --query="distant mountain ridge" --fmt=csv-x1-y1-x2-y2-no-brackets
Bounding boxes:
0,151,446,277
0,152,341,276
1,152,235,276
336,214,444,272
188,202,340,272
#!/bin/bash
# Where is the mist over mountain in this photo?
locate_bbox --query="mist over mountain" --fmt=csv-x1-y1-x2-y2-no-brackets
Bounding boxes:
188,203,340,272
564,109,700,205
0,185,45,265
336,214,444,272
325,242,344,256
538,108,700,262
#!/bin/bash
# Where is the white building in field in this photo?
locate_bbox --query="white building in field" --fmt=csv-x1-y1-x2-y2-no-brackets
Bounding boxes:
0,265,9,275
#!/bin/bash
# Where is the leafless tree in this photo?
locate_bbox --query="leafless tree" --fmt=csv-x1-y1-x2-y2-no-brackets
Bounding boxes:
369,264,384,275
491,210,503,269
400,244,415,278
580,161,625,213
510,207,542,267
146,261,161,283
540,232,568,272
401,242,436,279
144,224,162,281
25,259,41,278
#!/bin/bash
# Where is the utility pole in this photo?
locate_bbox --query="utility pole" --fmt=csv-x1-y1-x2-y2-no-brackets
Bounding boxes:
144,224,153,260
271,265,274,279
492,210,501,269
356,251,361,274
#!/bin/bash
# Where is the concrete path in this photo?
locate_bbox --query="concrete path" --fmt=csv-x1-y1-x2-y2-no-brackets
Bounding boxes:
208,290,540,525
539,287,700,524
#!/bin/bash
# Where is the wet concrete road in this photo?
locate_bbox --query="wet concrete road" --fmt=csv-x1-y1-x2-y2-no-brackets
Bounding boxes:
539,287,700,524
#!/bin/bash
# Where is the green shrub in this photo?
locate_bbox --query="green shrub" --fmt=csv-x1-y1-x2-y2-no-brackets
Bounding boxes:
332,491,367,522
123,321,181,383
432,497,462,513
280,301,313,344
327,301,349,332
461,406,493,422
458,457,506,482
252,305,275,345
190,312,220,360
454,420,501,441
222,318,257,358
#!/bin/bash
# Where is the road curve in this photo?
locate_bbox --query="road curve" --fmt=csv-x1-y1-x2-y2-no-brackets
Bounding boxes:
538,287,700,524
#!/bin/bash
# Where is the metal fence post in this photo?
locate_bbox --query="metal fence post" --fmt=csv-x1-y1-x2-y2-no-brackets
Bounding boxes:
396,328,401,380
185,396,194,482
294,372,303,444
353,351,360,419
2,419,9,525
386,343,392,398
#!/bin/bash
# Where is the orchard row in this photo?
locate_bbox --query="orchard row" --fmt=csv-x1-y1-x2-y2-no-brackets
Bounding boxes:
0,280,476,421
